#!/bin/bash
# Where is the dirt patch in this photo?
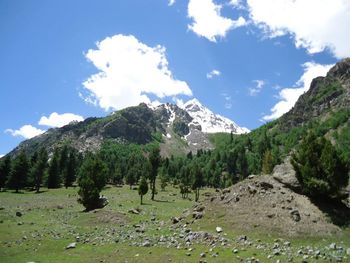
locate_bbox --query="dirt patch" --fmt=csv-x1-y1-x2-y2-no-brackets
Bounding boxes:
89,209,127,225
203,175,343,237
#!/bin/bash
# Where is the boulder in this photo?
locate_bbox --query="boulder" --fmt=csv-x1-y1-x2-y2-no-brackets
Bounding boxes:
272,157,301,191
290,210,301,222
66,242,76,249
216,226,223,233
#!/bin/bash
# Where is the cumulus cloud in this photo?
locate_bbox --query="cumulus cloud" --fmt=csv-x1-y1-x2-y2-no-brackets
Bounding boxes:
168,0,175,6
39,112,84,128
5,125,45,139
262,62,333,121
246,0,350,58
187,0,246,42
0,155,4,158
82,34,192,111
249,80,265,96
207,69,221,79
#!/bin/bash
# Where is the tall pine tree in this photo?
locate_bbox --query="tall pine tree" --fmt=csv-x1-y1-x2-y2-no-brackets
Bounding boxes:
47,149,61,188
30,148,48,193
0,156,12,191
149,147,160,200
7,151,29,193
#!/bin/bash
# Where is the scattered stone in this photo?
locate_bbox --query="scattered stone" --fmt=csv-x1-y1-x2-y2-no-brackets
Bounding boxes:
248,185,257,195
193,212,203,220
56,205,64,209
16,211,22,217
330,243,337,250
233,249,238,254
216,227,223,233
128,208,140,215
172,217,180,224
193,206,205,212
17,222,23,225
290,210,301,222
142,240,151,247
200,252,206,258
66,242,76,249
346,248,350,255
259,182,274,190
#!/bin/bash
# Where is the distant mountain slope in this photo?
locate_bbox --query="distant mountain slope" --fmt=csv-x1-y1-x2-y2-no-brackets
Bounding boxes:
6,99,248,158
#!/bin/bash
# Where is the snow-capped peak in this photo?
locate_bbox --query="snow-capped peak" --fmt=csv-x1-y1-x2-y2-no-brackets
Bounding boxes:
183,98,249,134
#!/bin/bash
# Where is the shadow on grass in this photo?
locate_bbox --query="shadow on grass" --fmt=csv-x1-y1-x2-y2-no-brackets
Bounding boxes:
310,197,350,227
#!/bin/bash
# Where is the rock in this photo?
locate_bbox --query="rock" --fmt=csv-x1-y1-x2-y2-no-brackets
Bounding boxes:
330,243,337,250
233,249,238,254
172,217,180,224
272,157,301,191
17,222,23,225
193,212,203,220
16,211,22,217
142,240,151,247
290,210,301,222
216,227,223,233
193,205,205,212
346,248,350,255
97,196,109,208
259,182,274,190
248,175,256,179
66,242,76,249
200,253,206,258
248,185,257,194
128,208,140,215
57,205,64,209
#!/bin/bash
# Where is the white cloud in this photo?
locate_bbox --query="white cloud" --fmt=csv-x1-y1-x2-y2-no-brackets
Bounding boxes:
188,0,246,42
168,0,175,6
39,112,84,128
207,69,221,79
262,62,333,121
0,154,4,158
82,34,192,111
5,125,45,139
249,79,265,96
246,0,350,58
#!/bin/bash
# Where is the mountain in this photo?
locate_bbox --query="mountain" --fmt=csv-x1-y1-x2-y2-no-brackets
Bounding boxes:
6,99,248,158
182,98,249,134
209,58,350,177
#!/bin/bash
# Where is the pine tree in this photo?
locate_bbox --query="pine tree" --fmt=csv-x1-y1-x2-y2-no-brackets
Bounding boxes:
29,148,48,193
7,151,29,193
125,167,137,189
191,163,204,202
47,149,61,188
138,176,148,205
149,147,160,200
292,131,349,198
59,145,69,183
0,156,12,191
262,150,274,174
64,150,77,188
77,155,107,211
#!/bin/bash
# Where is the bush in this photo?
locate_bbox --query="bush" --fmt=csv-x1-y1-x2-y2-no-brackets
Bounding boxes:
292,131,349,199
77,155,107,211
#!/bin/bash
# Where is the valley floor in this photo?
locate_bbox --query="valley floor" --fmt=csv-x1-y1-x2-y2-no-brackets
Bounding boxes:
0,184,349,262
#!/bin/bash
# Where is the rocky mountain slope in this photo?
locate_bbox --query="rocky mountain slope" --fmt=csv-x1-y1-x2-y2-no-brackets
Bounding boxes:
7,99,248,157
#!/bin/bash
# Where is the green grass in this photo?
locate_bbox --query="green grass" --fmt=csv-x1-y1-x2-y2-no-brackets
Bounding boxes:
1,184,349,262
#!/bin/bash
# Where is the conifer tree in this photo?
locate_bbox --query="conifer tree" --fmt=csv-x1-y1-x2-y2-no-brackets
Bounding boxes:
292,131,349,198
47,149,61,188
30,148,48,193
64,150,77,188
138,176,148,205
77,155,107,211
7,151,29,193
149,147,160,200
0,156,11,191
262,150,274,174
191,163,204,202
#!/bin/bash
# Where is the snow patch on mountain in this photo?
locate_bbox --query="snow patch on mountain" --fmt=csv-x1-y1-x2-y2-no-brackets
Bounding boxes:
182,98,249,134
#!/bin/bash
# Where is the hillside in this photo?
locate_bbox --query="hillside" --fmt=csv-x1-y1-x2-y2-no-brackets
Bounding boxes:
207,58,350,178
6,100,248,158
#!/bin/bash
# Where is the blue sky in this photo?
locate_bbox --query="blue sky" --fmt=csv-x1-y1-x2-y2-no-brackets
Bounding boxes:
1,0,349,156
